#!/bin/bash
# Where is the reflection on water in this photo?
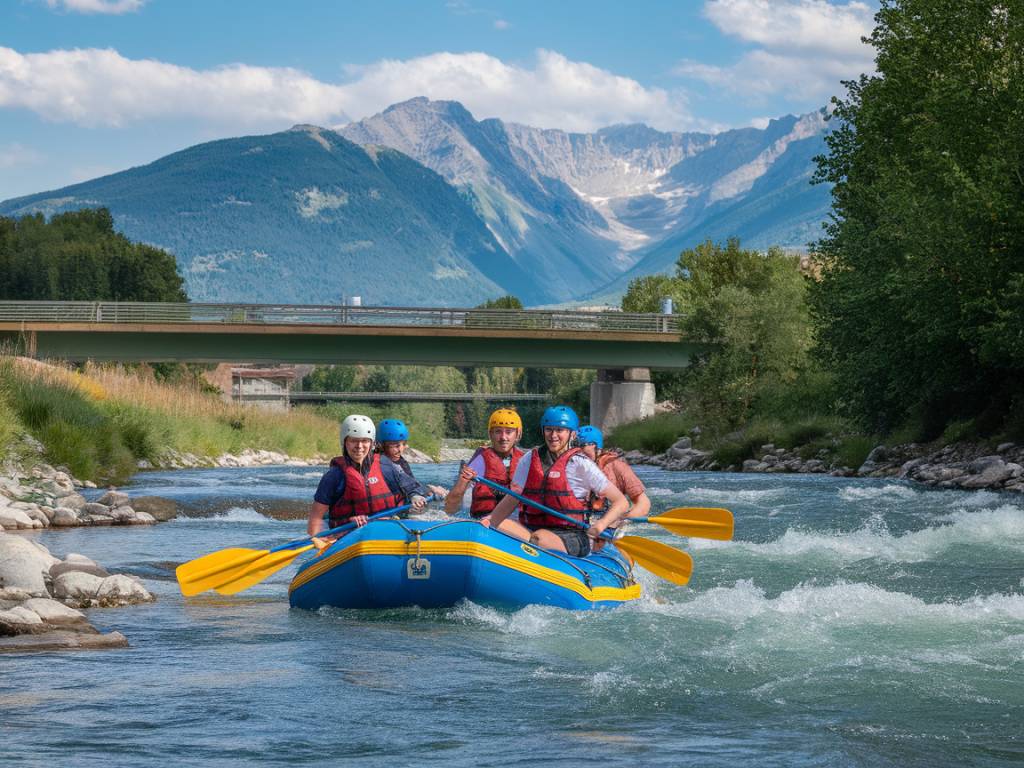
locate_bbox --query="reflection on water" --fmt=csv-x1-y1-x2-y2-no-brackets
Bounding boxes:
2,463,1023,767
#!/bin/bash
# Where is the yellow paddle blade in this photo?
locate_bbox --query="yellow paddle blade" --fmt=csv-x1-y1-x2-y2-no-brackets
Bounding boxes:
176,548,270,597
615,536,693,586
212,545,314,596
176,548,263,581
649,507,734,541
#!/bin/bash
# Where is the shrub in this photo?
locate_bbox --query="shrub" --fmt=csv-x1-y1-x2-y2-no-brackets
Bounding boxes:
607,413,695,453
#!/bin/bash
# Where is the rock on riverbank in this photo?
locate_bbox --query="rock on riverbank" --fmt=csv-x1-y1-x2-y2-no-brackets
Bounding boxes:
0,531,154,653
626,438,1024,494
0,460,157,532
143,448,329,470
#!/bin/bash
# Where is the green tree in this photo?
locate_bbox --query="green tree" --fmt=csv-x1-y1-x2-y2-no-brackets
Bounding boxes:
476,295,524,309
0,208,187,302
621,274,683,313
811,0,1024,435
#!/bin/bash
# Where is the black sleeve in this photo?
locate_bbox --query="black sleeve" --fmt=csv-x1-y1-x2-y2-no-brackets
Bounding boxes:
313,466,345,506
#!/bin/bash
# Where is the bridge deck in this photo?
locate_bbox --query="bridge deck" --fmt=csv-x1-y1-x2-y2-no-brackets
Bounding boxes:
0,301,699,369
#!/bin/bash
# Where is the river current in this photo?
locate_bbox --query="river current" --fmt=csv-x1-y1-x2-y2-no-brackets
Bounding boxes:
2,464,1023,767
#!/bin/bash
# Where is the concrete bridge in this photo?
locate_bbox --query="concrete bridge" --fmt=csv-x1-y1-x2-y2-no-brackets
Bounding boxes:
0,301,701,430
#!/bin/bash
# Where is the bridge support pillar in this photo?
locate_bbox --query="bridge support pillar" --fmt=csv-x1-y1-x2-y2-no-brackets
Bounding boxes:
589,368,655,433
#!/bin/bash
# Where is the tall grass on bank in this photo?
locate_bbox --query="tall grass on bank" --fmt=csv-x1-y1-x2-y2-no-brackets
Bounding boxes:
0,357,340,483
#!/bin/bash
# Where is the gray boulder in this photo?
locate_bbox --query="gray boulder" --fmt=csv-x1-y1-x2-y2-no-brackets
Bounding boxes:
50,507,79,526
960,457,1013,489
22,598,87,626
81,502,111,516
58,493,88,510
0,534,53,600
96,490,131,508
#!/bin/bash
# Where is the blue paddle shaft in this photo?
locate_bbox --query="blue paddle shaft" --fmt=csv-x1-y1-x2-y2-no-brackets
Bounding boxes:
269,504,412,553
474,476,611,540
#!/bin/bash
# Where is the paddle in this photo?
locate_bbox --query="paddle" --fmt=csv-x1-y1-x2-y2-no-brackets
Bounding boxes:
632,506,734,541
472,476,694,585
176,505,410,597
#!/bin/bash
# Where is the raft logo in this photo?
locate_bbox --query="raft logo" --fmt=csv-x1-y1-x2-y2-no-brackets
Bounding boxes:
520,543,539,557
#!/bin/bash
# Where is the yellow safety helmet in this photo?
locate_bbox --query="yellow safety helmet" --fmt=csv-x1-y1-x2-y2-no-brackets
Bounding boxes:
488,408,523,432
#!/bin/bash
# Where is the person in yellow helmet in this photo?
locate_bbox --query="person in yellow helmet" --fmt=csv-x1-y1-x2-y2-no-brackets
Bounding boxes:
445,408,524,521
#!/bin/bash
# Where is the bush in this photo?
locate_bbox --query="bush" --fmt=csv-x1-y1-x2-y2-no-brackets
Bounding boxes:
834,435,876,470
607,413,695,453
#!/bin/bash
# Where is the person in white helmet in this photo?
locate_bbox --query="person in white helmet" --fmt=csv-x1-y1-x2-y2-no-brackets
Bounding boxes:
306,414,428,539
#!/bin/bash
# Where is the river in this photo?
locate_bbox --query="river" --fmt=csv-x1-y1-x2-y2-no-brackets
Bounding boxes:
2,464,1023,767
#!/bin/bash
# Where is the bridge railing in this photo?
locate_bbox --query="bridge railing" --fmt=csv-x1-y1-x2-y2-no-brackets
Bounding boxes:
0,301,681,334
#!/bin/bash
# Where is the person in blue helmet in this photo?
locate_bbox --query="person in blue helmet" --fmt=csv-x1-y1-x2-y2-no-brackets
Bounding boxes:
577,425,650,524
377,418,447,499
482,405,628,557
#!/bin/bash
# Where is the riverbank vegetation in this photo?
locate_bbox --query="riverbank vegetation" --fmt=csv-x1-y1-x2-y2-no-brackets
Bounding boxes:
610,1,1024,466
0,357,338,483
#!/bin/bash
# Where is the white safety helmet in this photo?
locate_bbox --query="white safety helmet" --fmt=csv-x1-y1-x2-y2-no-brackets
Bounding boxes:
340,414,375,447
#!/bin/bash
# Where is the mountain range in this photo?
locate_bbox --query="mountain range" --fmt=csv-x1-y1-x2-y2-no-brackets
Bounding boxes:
0,98,833,306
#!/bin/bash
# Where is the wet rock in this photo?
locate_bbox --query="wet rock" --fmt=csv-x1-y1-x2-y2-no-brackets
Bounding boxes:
49,561,111,580
53,571,154,608
743,459,768,472
0,606,44,635
96,490,131,508
997,442,1016,454
81,502,111,516
0,629,128,653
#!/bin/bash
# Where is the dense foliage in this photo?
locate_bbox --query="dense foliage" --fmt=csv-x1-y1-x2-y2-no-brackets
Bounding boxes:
620,239,821,435
811,0,1024,437
0,208,186,302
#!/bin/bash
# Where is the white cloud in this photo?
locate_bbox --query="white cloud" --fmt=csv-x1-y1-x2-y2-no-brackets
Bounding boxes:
494,19,510,30
0,143,44,169
44,0,145,14
0,46,695,133
678,0,876,104
339,50,693,131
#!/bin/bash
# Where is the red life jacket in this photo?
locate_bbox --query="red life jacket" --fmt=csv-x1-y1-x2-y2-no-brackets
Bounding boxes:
328,454,403,528
470,446,524,518
520,447,589,530
590,451,619,513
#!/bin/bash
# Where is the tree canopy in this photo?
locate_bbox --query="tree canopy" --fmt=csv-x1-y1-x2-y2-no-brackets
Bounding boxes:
0,208,187,302
811,0,1024,435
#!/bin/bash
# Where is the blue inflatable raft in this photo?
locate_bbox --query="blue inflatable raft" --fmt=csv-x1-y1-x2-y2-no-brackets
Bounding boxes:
288,518,641,611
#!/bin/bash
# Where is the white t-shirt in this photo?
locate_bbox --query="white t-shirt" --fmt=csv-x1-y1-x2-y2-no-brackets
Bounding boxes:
453,450,516,510
511,449,609,502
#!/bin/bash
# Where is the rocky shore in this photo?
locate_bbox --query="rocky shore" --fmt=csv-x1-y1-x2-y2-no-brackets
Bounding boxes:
626,437,1024,493
0,459,159,532
0,531,155,652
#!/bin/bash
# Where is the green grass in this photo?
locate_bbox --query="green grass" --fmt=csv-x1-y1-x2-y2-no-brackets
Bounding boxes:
834,434,877,470
0,357,342,483
606,413,696,453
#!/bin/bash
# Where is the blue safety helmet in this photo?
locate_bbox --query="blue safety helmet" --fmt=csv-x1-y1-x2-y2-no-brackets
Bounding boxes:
377,418,409,442
577,425,603,449
540,405,580,431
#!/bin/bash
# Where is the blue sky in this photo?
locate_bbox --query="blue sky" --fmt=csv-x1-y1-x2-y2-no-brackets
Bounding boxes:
0,0,878,201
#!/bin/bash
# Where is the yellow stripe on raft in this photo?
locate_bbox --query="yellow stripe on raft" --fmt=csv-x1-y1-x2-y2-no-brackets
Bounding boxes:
288,539,642,604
